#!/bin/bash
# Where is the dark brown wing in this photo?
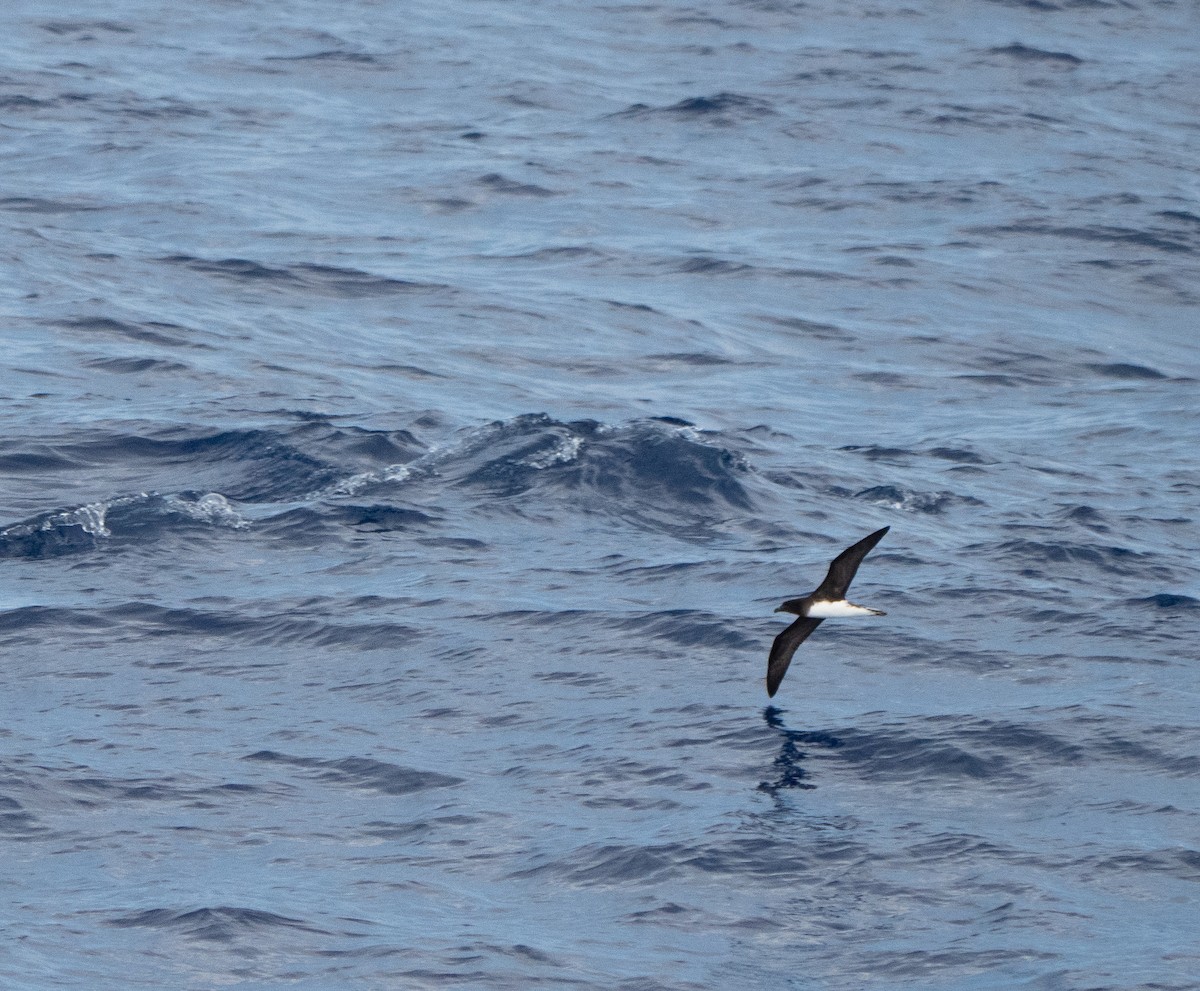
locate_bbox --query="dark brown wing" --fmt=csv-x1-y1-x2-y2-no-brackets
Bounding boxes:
767,618,823,697
812,526,889,601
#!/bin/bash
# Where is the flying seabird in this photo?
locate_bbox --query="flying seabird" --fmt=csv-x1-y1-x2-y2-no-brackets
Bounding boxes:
767,526,890,697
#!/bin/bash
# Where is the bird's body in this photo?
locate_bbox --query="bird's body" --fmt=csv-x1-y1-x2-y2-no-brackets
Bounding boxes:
767,526,889,697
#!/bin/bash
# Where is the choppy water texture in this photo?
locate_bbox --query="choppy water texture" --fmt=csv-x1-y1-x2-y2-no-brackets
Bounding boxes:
2,1,1199,988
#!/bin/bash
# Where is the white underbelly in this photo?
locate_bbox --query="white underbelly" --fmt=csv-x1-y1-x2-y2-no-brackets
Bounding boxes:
807,599,882,618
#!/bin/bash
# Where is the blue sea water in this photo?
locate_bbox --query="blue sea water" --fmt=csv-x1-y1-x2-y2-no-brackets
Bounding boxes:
2,1,1199,988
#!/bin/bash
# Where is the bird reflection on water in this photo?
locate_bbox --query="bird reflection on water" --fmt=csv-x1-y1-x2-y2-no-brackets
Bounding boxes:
757,706,842,796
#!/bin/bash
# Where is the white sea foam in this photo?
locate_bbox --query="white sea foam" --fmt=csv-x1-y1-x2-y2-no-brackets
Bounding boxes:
523,434,583,469
165,492,250,529
44,500,114,537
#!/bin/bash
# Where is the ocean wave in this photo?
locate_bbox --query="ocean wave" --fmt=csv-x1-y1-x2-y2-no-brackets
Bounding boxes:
0,414,775,563
107,906,325,940
243,751,462,795
611,92,774,124
160,255,447,297
0,493,249,560
436,414,753,516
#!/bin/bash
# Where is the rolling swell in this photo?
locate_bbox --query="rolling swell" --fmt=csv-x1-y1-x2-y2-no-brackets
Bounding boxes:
0,600,419,650
0,419,424,558
107,906,326,941
242,751,463,795
432,414,754,523
2,410,758,559
0,493,248,560
0,414,756,560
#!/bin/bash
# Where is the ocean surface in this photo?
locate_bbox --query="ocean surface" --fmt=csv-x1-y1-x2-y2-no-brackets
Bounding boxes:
2,1,1199,988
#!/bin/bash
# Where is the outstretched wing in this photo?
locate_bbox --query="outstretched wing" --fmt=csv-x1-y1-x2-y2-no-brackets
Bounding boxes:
813,526,889,601
767,617,823,697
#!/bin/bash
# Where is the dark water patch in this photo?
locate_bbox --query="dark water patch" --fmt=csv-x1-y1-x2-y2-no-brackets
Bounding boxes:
901,832,1017,865
987,43,1083,66
604,299,660,314
0,196,101,213
1130,594,1198,610
972,223,1192,255
54,316,210,349
474,607,754,651
612,92,773,124
645,352,736,367
1087,730,1200,778
871,947,1058,980
1084,362,1167,380
0,95,57,111
358,815,483,841
50,420,421,503
161,256,443,296
757,315,851,341
926,446,988,464
967,346,1065,383
0,792,52,839
1158,210,1200,226
103,602,419,650
982,0,1104,9
905,104,1015,131
953,373,1029,386
265,50,386,66
1061,504,1108,528
853,372,915,387
289,262,442,297
515,842,685,886
64,774,268,806
39,20,134,35
835,713,1200,785
671,256,755,275
953,717,1087,766
625,901,702,925
581,794,683,812
424,195,476,213
513,832,860,888
288,420,425,466
986,538,1167,579
416,536,487,551
0,808,49,838
604,560,708,584
0,443,80,473
477,173,556,197
614,610,758,650
534,671,613,689
1087,847,1200,883
260,501,439,539
838,444,916,464
106,906,324,941
575,755,702,794
62,426,333,494
829,724,1018,784
438,415,753,530
86,357,190,374
371,362,446,380
853,485,983,514
0,606,112,644
243,751,462,795
118,96,208,120
499,246,608,262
